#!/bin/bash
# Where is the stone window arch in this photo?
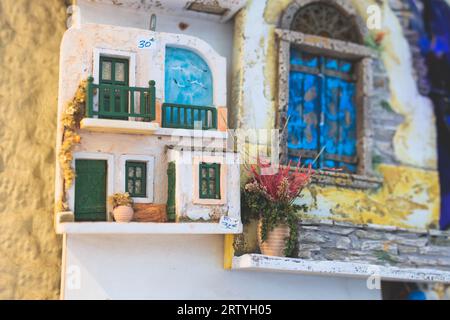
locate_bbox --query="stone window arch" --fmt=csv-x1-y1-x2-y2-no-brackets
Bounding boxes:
277,0,381,188
279,0,368,41
290,1,364,43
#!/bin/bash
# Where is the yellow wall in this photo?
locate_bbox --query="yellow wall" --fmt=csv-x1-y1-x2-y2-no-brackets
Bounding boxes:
0,0,66,299
301,165,440,228
233,0,440,229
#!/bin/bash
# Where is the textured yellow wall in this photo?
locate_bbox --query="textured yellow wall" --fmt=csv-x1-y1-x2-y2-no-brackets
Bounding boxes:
232,0,440,229
0,0,66,299
301,165,440,228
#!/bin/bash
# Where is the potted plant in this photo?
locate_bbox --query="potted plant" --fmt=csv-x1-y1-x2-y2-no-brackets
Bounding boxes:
244,160,313,257
109,192,134,223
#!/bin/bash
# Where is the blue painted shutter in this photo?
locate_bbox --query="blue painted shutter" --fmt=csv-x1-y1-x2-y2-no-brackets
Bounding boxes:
287,49,358,173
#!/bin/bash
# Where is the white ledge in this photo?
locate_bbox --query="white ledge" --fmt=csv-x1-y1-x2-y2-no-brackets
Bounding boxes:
154,127,227,139
81,118,160,135
232,254,450,284
80,118,228,139
56,221,243,235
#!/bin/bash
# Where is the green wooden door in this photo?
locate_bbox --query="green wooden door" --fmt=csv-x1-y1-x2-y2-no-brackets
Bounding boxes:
74,160,107,221
99,56,129,120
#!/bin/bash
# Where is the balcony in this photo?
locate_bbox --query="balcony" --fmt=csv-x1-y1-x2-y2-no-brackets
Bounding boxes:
81,77,220,134
81,77,159,134
86,77,156,121
162,103,218,130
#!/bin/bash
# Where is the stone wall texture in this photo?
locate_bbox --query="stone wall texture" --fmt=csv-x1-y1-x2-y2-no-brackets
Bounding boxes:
0,0,66,299
297,219,450,271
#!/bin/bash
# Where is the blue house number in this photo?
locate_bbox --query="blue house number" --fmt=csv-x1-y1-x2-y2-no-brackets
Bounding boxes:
138,38,155,49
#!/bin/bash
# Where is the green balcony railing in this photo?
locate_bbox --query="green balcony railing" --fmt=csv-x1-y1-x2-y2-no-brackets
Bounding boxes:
86,77,156,122
161,103,217,130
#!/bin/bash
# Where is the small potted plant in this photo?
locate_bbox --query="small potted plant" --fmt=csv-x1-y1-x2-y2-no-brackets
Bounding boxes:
109,192,134,223
244,159,313,257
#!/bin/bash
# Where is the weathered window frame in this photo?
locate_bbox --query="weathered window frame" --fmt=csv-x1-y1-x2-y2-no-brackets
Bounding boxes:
276,0,382,189
118,155,155,204
199,162,221,200
192,156,227,205
125,161,147,198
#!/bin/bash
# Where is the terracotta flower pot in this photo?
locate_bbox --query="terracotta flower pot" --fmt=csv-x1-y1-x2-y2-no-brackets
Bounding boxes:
257,220,290,257
113,206,134,223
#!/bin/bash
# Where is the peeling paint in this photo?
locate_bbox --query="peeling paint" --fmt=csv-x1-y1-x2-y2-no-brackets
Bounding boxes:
299,164,440,229
263,0,292,25
263,27,278,128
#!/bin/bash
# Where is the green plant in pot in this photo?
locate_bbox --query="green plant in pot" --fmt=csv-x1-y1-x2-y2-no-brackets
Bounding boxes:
109,192,134,223
244,160,313,257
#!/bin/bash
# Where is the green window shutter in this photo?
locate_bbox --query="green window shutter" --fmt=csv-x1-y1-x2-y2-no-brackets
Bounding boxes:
199,163,221,200
125,161,147,198
167,162,176,222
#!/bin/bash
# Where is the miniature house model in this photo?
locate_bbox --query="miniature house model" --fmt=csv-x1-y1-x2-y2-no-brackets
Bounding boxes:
55,16,241,229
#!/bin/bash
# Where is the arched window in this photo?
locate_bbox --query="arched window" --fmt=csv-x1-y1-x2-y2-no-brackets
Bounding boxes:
290,2,363,43
165,47,213,106
278,1,375,177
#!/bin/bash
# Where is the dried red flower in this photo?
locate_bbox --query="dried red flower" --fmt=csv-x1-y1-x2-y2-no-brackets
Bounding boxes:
245,159,313,204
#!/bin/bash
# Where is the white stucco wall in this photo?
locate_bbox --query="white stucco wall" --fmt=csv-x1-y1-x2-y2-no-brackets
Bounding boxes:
66,130,236,219
76,0,234,105
62,234,381,300
168,149,241,221
58,23,227,107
